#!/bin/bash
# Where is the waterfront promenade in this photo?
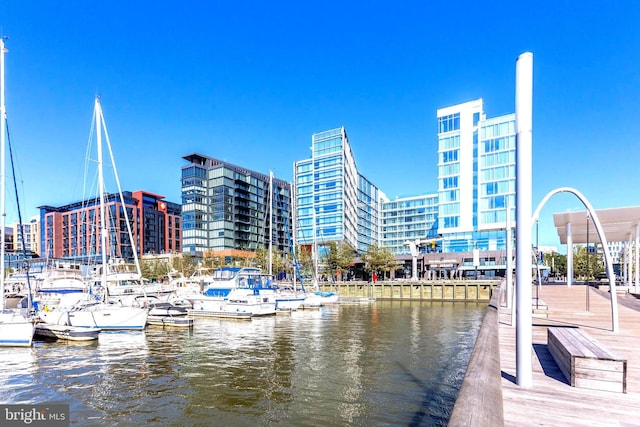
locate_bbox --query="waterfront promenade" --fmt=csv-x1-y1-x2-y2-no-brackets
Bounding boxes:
499,284,640,426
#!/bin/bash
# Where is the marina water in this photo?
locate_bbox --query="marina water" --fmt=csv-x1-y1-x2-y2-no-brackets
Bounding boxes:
0,301,484,426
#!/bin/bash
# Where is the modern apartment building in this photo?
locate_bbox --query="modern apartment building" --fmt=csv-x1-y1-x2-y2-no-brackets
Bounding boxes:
181,153,293,257
132,191,181,255
39,191,179,261
357,175,387,254
436,98,516,252
294,127,386,254
9,216,41,257
382,194,439,255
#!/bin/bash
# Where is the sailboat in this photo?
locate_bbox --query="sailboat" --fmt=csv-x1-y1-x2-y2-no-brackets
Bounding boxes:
0,37,35,346
265,171,306,311
299,189,338,308
38,97,147,330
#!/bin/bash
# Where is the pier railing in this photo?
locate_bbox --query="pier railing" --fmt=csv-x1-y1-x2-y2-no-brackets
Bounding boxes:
448,282,504,426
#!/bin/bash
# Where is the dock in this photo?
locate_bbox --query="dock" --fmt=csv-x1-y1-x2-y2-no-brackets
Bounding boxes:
450,283,640,426
497,285,639,426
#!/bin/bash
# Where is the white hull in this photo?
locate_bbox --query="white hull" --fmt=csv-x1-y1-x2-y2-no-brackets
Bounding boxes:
303,291,339,307
40,304,148,330
189,293,276,318
275,296,305,311
0,310,35,347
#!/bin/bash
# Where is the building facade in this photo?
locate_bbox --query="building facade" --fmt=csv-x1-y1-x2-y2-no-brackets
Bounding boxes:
436,98,516,253
39,191,179,262
10,216,41,257
294,127,386,254
132,191,181,255
181,153,293,257
382,194,439,255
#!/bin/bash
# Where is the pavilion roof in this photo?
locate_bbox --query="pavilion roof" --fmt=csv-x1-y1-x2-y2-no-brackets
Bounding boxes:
553,206,640,244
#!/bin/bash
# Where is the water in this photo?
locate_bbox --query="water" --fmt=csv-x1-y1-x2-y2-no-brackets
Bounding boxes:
0,301,484,426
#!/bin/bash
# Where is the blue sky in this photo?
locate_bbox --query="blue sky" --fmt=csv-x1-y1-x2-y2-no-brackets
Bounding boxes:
1,1,639,249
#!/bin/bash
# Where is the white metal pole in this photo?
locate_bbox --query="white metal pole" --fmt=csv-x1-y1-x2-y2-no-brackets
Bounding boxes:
566,222,573,287
515,51,533,388
628,234,632,287
506,204,512,309
633,224,640,293
622,242,631,286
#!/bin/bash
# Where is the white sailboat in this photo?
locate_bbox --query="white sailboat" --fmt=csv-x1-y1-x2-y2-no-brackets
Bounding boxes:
300,186,338,308
0,37,35,347
38,97,147,330
266,171,305,311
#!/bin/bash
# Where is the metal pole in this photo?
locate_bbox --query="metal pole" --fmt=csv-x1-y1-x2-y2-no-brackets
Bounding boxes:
515,51,533,388
567,222,573,287
536,220,539,309
506,203,513,310
629,224,640,293
586,213,590,311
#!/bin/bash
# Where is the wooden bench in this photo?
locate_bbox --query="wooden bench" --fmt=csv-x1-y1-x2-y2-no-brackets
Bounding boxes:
547,327,627,393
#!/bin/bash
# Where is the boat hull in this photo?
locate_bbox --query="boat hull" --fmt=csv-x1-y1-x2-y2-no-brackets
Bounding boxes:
40,304,148,330
0,311,35,347
146,315,194,327
275,296,305,311
34,323,100,341
187,309,252,320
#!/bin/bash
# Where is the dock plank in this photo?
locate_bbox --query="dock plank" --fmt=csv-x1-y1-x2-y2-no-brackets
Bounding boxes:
499,285,640,426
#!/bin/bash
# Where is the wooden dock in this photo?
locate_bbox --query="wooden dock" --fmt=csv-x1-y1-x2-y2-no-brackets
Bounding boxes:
498,285,640,426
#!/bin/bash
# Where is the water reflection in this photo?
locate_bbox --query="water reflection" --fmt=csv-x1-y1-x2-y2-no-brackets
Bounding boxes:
0,302,483,426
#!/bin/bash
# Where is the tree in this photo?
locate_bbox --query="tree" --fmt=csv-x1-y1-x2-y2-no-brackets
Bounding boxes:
546,251,567,278
295,245,313,281
253,247,288,278
319,241,356,282
169,254,199,277
140,258,170,281
361,244,396,279
572,246,604,279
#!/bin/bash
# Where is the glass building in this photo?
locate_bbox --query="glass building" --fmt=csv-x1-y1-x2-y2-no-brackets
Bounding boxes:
181,153,293,256
382,194,439,255
357,175,387,254
294,127,386,254
436,99,516,252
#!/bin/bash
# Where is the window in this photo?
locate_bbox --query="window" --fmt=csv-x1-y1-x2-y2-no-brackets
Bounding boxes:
441,150,459,163
438,113,461,133
443,216,460,228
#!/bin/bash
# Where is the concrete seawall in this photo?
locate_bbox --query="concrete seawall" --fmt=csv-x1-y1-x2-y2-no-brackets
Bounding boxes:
314,280,498,302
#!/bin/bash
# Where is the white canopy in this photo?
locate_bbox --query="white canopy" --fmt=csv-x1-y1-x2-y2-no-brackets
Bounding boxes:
553,206,640,244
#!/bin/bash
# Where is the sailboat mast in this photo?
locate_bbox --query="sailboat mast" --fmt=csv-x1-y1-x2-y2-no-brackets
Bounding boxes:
312,197,318,288
95,97,108,288
0,39,6,310
268,171,273,277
